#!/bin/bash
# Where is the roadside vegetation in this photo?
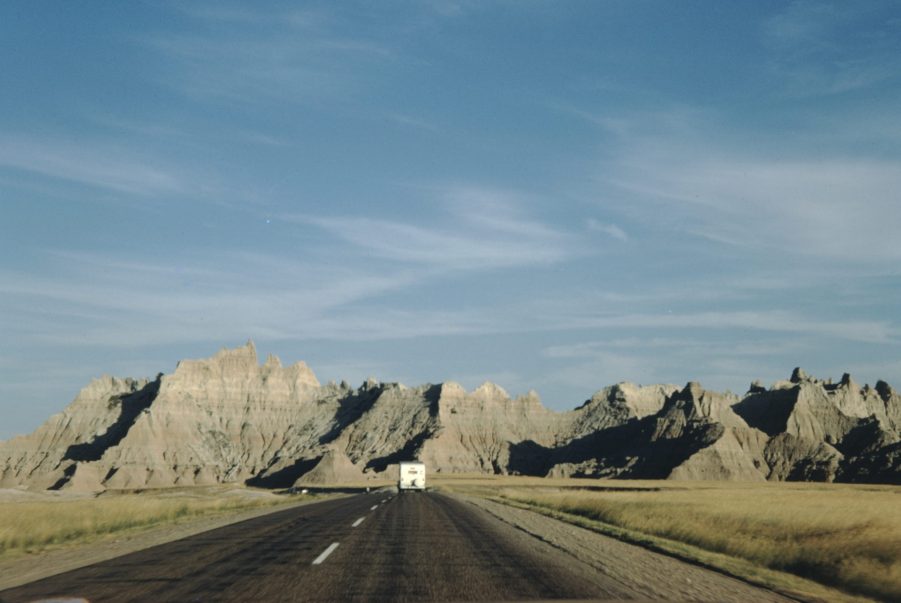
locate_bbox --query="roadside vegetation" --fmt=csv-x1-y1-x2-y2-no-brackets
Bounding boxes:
0,487,298,557
435,475,900,602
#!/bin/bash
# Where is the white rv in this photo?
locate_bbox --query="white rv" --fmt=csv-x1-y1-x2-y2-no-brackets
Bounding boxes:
398,461,426,491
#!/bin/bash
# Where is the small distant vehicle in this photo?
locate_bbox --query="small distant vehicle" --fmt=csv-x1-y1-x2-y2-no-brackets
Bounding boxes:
398,461,426,492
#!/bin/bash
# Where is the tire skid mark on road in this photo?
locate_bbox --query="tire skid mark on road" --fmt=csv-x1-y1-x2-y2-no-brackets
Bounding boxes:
312,542,340,565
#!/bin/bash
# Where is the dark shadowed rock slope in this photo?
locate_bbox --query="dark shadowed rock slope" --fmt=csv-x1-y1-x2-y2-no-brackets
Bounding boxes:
1,342,898,491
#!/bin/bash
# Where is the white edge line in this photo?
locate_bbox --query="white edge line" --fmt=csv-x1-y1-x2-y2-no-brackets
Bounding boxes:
312,542,340,565
352,516,365,528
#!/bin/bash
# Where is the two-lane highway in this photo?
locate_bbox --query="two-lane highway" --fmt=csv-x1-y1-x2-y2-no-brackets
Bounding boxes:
293,492,624,602
0,491,794,602
1,491,627,602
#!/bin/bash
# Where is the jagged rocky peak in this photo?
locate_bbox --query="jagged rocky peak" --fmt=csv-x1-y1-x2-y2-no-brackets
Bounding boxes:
563,382,676,439
0,372,161,489
669,380,727,409
748,379,767,394
772,368,874,396
2,342,898,490
439,381,467,397
736,368,901,450
662,381,746,429
581,382,676,416
788,367,847,388
264,353,282,369
683,381,705,399
790,367,811,384
77,375,148,398
773,367,830,391
167,340,319,388
875,380,896,402
519,389,543,406
362,376,381,390
610,382,677,416
434,382,544,413
281,360,320,387
471,381,510,402
183,339,258,371
437,381,526,405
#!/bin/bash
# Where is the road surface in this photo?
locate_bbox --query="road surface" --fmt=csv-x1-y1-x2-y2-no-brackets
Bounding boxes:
0,491,792,602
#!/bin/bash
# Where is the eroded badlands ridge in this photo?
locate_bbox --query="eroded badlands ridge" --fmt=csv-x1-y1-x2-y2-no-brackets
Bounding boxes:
1,342,899,490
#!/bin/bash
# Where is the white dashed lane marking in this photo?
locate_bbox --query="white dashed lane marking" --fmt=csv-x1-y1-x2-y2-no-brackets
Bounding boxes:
352,517,365,528
312,542,340,565
370,504,378,511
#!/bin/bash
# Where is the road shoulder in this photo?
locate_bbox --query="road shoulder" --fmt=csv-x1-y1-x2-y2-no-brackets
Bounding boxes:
459,493,811,603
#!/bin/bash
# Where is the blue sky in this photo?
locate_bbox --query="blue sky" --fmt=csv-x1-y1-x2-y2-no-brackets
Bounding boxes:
2,1,900,439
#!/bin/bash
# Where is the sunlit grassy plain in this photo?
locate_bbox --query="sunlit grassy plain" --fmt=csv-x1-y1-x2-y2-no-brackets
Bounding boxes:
0,486,304,557
432,475,900,602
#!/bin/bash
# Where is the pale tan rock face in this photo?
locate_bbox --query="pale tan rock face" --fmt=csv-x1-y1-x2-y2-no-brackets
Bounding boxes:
655,383,769,481
419,383,562,474
0,375,152,488
563,383,679,438
1,347,898,490
668,429,768,481
733,369,901,482
295,449,364,485
343,383,439,470
94,341,324,488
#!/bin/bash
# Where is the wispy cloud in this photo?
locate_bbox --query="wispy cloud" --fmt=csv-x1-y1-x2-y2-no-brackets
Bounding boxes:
173,5,324,29
546,337,818,361
17,247,887,354
0,187,583,352
141,7,396,107
605,151,901,263
545,310,896,344
586,218,628,241
290,188,579,271
577,101,901,267
88,114,292,150
0,137,184,196
764,1,853,47
0,247,514,348
145,35,348,105
763,1,901,97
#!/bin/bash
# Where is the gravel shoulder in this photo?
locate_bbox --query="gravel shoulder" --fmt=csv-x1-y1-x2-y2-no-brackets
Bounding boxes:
460,493,801,603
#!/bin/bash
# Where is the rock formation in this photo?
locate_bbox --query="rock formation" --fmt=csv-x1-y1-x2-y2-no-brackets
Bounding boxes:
294,449,365,485
1,342,898,490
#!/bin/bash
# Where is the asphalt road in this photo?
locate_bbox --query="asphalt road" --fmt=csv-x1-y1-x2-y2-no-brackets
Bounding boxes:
0,491,762,602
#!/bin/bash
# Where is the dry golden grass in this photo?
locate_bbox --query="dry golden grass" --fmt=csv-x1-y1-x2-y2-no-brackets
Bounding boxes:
0,487,293,557
435,476,899,602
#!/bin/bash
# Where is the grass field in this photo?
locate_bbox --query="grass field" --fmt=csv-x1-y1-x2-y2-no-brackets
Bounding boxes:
434,475,900,602
0,486,297,557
